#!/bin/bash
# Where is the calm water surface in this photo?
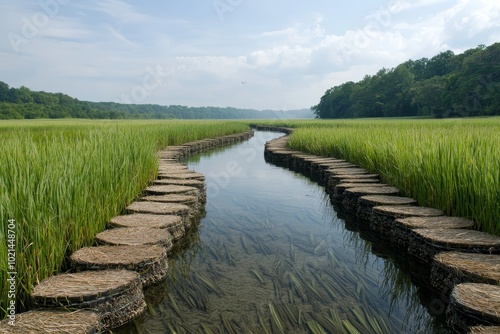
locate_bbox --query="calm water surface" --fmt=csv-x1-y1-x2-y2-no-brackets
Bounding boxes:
116,131,448,334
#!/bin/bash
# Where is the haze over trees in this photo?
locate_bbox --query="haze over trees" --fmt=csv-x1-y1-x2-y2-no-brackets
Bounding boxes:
312,43,499,119
0,83,312,120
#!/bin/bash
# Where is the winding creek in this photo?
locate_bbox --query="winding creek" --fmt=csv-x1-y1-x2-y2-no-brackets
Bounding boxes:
116,131,448,333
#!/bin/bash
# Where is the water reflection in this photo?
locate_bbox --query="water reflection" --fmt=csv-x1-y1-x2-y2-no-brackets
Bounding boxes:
115,131,448,333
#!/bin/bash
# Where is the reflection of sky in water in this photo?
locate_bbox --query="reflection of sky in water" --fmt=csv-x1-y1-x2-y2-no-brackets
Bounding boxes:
116,131,448,334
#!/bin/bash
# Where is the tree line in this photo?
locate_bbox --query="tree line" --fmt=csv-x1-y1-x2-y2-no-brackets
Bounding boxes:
312,43,499,118
0,82,312,120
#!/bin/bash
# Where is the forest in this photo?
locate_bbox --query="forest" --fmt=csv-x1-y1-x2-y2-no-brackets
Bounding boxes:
0,83,311,120
312,43,499,118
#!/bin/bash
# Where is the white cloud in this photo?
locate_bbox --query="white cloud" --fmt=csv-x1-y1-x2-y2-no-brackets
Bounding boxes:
247,45,311,69
91,0,151,22
102,25,136,45
261,21,326,45
0,0,497,110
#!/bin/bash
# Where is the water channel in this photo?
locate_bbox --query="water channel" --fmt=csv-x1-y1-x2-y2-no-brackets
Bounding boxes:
116,131,449,333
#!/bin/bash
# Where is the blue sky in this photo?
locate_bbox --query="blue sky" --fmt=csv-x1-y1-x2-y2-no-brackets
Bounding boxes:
1,0,498,110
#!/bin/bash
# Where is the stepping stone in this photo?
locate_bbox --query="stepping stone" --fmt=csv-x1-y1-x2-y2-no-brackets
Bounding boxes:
297,156,331,175
144,185,200,197
96,227,173,250
326,173,379,193
290,153,315,159
468,326,500,334
265,141,287,148
190,139,216,150
319,162,355,171
71,245,168,287
317,162,357,184
158,159,187,164
109,213,184,239
0,310,101,333
158,146,190,160
289,154,315,171
356,195,417,221
409,229,500,262
141,193,198,204
342,186,402,212
141,194,201,220
32,270,146,329
164,145,190,153
431,252,500,292
144,185,205,204
370,205,443,236
392,216,474,248
157,165,189,172
265,150,300,166
326,167,370,176
315,160,349,166
126,201,191,222
153,178,206,191
157,172,205,181
158,158,179,163
447,283,500,331
266,148,292,154
332,173,379,180
159,152,181,160
309,158,341,168
307,158,341,164
330,183,390,202
339,178,379,184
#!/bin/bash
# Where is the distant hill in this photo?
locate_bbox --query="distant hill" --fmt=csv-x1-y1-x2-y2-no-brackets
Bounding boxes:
312,42,500,118
0,82,314,120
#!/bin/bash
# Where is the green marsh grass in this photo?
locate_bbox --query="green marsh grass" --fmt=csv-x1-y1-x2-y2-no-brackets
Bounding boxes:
0,119,249,318
266,118,500,236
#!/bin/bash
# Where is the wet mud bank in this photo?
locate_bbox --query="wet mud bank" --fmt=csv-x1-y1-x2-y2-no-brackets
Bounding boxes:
0,131,254,333
261,126,500,333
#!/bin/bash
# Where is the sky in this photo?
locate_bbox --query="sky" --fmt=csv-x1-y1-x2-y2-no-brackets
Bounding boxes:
0,0,499,110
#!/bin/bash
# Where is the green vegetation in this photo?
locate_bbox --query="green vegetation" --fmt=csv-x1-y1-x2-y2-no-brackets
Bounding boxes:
313,43,500,118
255,118,500,236
0,82,312,120
0,119,249,318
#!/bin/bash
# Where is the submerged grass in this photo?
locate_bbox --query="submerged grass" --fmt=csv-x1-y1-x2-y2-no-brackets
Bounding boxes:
257,118,500,236
0,119,249,318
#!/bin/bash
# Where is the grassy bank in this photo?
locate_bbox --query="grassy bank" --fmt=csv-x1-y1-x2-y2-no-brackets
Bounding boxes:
255,118,500,236
0,119,249,318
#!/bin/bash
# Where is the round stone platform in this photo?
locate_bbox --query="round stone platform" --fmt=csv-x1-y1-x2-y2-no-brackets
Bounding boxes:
409,228,500,262
32,270,146,329
326,173,379,193
326,167,370,177
70,245,168,287
468,326,500,333
140,194,201,220
153,178,206,191
126,201,190,217
96,227,173,250
330,183,388,202
391,216,474,247
356,195,417,221
431,251,500,292
109,213,185,240
447,283,500,331
370,205,443,236
0,310,101,333
157,172,205,181
144,185,201,201
157,165,189,171
141,193,198,204
342,186,402,212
